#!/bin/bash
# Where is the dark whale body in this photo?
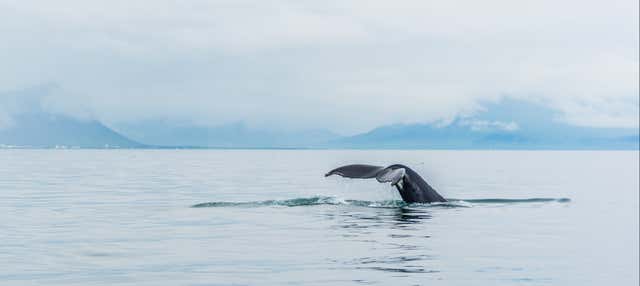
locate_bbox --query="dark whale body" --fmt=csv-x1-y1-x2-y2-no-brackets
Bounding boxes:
325,164,446,203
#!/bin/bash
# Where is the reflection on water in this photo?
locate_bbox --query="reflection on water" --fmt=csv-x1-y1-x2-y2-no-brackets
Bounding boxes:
324,206,432,230
324,206,438,275
392,207,433,224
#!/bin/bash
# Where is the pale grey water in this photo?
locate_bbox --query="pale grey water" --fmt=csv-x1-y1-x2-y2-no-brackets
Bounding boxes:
1,150,638,285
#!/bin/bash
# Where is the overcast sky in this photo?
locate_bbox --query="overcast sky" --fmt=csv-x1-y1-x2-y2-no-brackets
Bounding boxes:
0,0,638,133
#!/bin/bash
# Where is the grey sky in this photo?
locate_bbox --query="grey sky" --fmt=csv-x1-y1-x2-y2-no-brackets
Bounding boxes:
1,0,638,133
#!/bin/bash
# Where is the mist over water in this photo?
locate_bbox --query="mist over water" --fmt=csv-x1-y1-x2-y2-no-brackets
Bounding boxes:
1,150,638,285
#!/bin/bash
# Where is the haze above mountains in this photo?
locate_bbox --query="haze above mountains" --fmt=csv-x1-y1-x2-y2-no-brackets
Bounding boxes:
1,95,637,149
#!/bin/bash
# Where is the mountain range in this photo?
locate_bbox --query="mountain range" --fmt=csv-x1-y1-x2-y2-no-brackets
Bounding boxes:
332,99,639,149
0,112,142,148
1,98,638,149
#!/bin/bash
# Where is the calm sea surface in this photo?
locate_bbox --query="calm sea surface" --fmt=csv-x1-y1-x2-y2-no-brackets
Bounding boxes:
1,150,638,285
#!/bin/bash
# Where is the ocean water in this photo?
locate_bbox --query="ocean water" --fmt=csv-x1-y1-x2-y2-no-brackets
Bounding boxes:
1,150,638,285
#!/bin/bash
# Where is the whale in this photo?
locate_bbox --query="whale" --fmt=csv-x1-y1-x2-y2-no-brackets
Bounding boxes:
325,164,447,203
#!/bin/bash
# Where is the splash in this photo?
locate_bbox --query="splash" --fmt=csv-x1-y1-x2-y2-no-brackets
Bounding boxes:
191,196,569,208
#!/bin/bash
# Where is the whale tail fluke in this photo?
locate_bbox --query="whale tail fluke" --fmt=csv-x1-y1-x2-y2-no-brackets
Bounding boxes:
325,164,385,178
325,164,406,186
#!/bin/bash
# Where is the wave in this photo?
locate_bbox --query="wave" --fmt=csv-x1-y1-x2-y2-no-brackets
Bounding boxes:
453,198,571,203
191,196,570,208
